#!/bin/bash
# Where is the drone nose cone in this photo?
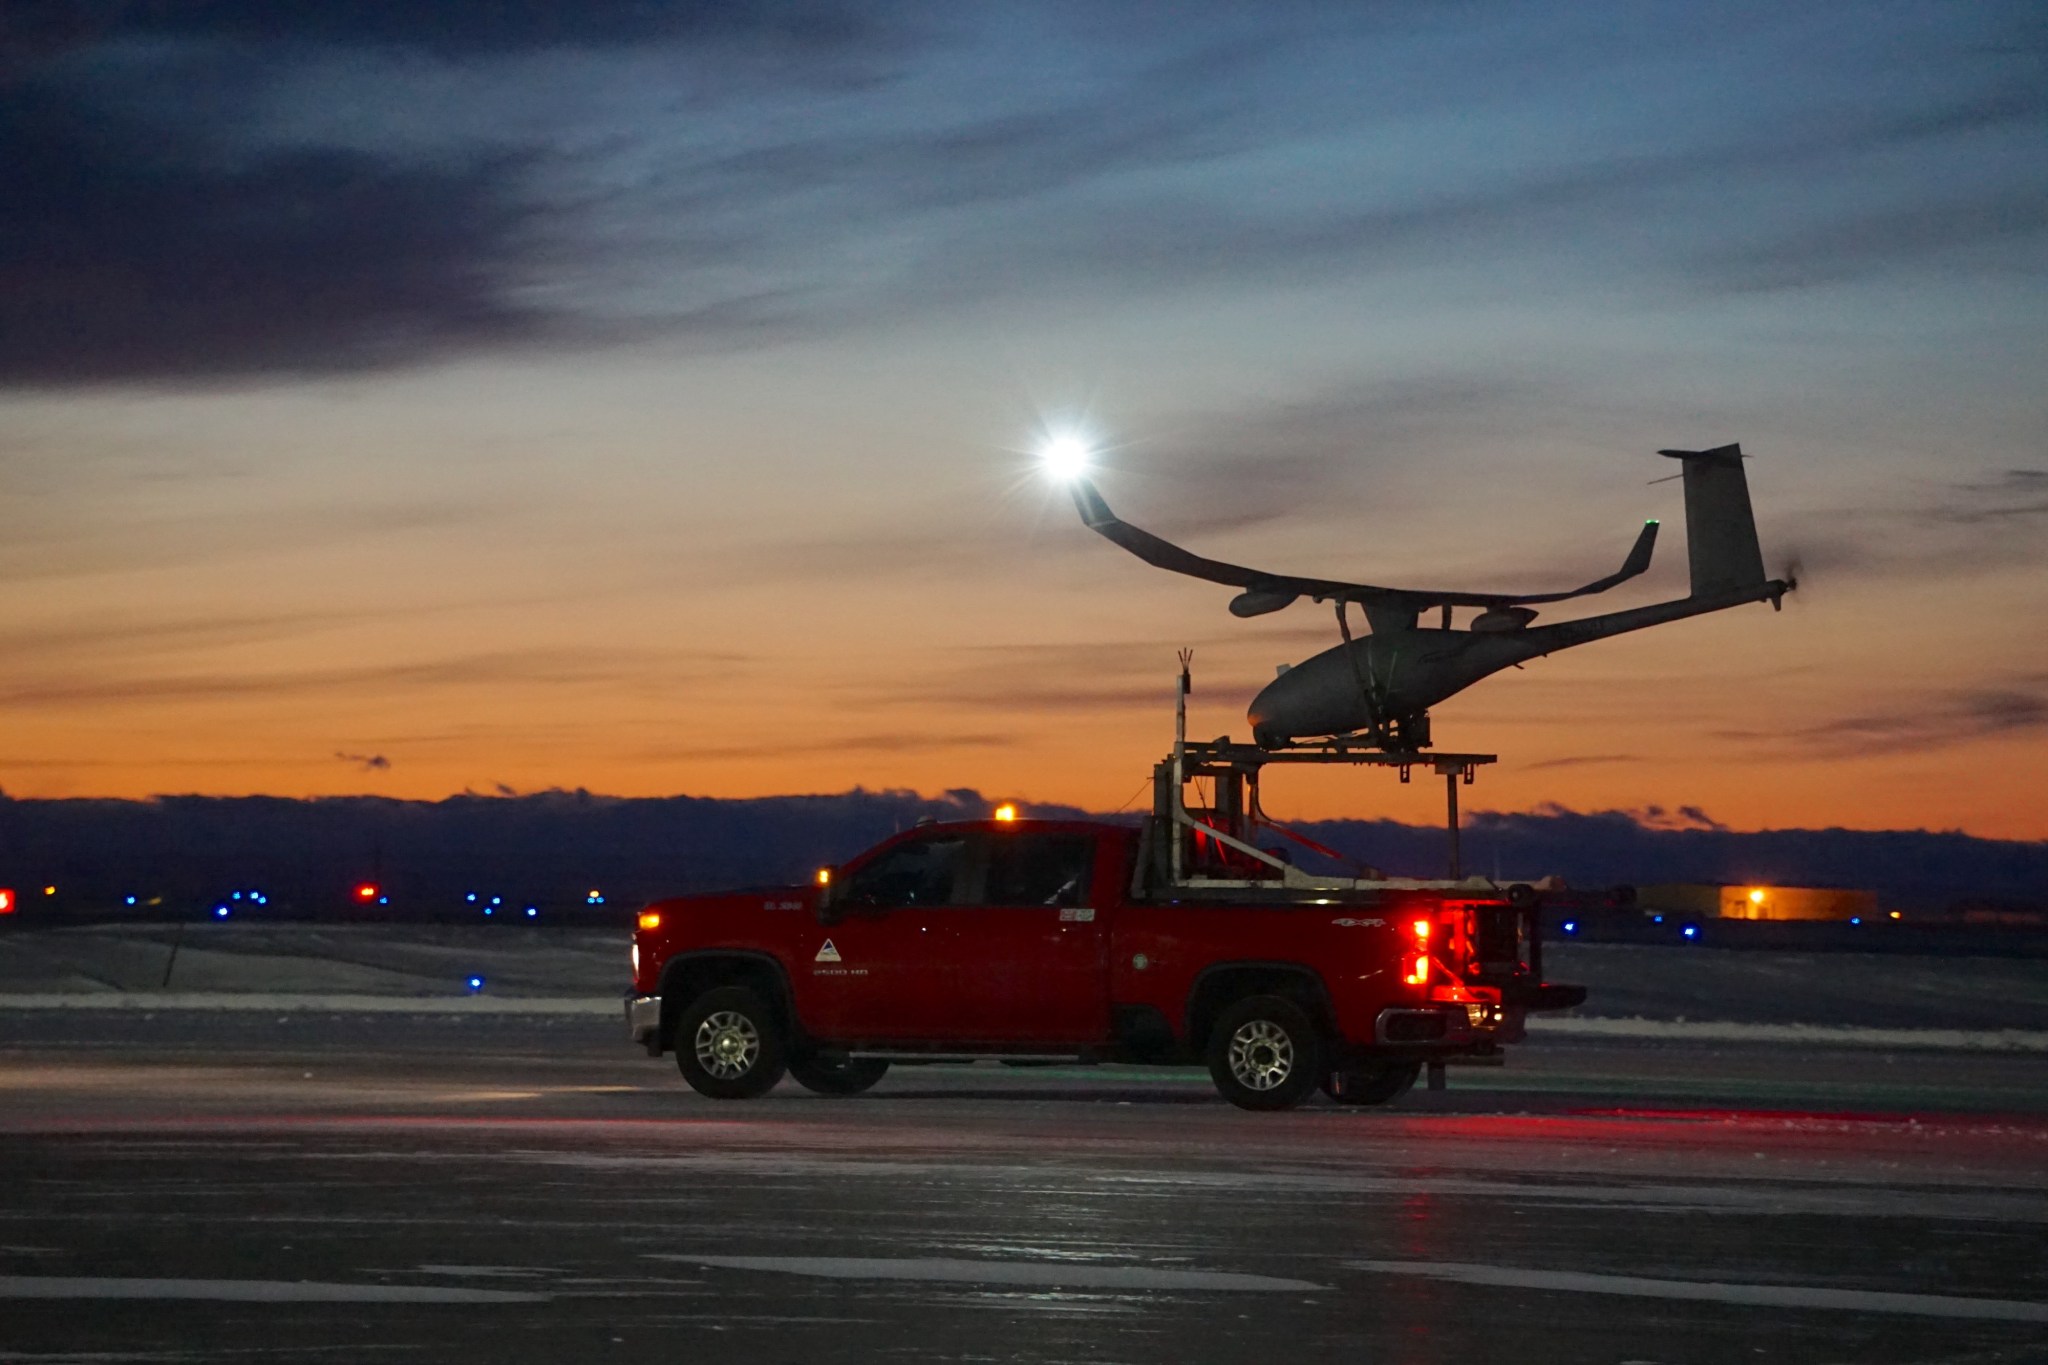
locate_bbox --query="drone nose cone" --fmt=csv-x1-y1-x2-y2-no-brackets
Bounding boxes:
1249,664,1317,744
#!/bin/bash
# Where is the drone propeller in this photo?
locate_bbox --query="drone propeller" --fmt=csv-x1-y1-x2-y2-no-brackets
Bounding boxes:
1777,551,1804,601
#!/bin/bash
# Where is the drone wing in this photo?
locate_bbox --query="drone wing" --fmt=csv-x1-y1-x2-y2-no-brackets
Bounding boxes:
1069,476,1657,618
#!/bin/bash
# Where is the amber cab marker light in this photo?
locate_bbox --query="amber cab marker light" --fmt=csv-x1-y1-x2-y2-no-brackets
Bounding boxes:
815,867,832,886
637,910,662,931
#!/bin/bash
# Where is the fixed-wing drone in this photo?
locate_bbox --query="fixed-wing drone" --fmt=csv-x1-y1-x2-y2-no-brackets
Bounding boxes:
1063,443,1793,751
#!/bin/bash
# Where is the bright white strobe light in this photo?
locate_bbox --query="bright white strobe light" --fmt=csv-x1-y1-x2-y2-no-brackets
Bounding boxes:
1040,435,1091,482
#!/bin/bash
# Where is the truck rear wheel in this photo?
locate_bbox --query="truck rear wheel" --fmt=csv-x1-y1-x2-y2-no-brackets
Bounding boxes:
787,1053,889,1096
1322,1061,1420,1106
676,986,787,1099
1207,995,1323,1111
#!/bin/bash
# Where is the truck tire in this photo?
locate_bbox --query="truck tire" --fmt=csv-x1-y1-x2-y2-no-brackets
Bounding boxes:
676,986,787,1099
1207,994,1323,1112
787,1053,889,1096
1321,1061,1420,1106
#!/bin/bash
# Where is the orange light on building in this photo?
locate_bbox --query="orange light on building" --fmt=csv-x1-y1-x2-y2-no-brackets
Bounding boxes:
993,803,1019,822
1748,888,1767,905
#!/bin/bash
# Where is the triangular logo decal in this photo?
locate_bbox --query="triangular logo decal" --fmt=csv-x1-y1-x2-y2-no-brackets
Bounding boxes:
814,939,841,963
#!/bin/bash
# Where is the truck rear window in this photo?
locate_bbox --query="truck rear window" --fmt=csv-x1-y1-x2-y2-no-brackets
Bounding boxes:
984,833,1094,907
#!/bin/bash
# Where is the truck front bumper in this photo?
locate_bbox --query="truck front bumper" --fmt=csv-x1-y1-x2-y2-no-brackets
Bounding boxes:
627,994,662,1055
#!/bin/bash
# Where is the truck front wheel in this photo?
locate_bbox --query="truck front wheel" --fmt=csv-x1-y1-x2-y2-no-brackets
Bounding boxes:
676,986,787,1099
1207,995,1323,1111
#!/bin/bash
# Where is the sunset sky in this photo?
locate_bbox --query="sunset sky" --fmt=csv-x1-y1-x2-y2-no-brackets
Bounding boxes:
4,2,2044,838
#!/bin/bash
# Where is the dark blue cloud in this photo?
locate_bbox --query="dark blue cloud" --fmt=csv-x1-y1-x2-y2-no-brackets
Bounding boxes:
5,1,2044,388
5,0,884,59
0,81,554,386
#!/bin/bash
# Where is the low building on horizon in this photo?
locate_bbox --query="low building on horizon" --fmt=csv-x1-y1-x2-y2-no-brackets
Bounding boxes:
1638,882,1880,922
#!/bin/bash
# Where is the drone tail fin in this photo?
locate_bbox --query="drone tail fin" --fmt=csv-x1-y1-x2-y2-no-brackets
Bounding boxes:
1658,443,1766,599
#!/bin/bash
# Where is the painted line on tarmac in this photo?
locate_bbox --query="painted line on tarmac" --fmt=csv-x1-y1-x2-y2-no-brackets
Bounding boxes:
663,1255,1325,1292
1349,1260,2048,1323
1533,1016,2048,1052
0,1274,546,1303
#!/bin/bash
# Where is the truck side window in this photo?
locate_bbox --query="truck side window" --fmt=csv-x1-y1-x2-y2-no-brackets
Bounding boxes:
844,836,967,907
983,833,1095,908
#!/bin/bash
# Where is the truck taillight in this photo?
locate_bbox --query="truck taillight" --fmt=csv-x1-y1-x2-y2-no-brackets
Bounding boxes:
1404,916,1432,986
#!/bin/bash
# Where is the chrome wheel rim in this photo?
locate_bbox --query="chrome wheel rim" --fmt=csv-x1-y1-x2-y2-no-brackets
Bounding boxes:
694,1010,761,1079
1227,1019,1294,1091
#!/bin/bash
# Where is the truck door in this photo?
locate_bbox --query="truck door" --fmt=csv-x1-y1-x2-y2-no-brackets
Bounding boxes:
795,829,1108,1046
797,830,971,1041
942,830,1107,1044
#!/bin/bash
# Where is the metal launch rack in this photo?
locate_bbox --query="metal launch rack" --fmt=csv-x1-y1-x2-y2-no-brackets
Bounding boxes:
1146,653,1542,898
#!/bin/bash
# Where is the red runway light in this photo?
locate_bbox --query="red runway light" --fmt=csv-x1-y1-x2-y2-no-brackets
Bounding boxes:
0,888,14,915
354,883,379,902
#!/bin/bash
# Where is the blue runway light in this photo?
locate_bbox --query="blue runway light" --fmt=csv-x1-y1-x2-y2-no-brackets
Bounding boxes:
1850,916,1862,925
524,907,538,919
1651,914,1664,924
231,891,242,900
1561,920,1578,935
483,906,494,916
377,896,388,905
466,893,477,902
214,905,230,918
491,896,502,906
125,896,137,906
1681,923,1699,940
466,975,484,993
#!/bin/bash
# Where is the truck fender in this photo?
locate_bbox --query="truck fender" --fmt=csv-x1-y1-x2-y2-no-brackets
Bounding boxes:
1183,962,1340,1052
656,950,802,1053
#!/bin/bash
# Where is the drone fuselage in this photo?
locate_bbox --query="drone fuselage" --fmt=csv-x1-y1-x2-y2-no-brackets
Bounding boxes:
1247,583,1784,746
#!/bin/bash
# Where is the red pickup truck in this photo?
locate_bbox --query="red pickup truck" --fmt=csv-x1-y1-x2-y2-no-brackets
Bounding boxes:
627,814,1583,1110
